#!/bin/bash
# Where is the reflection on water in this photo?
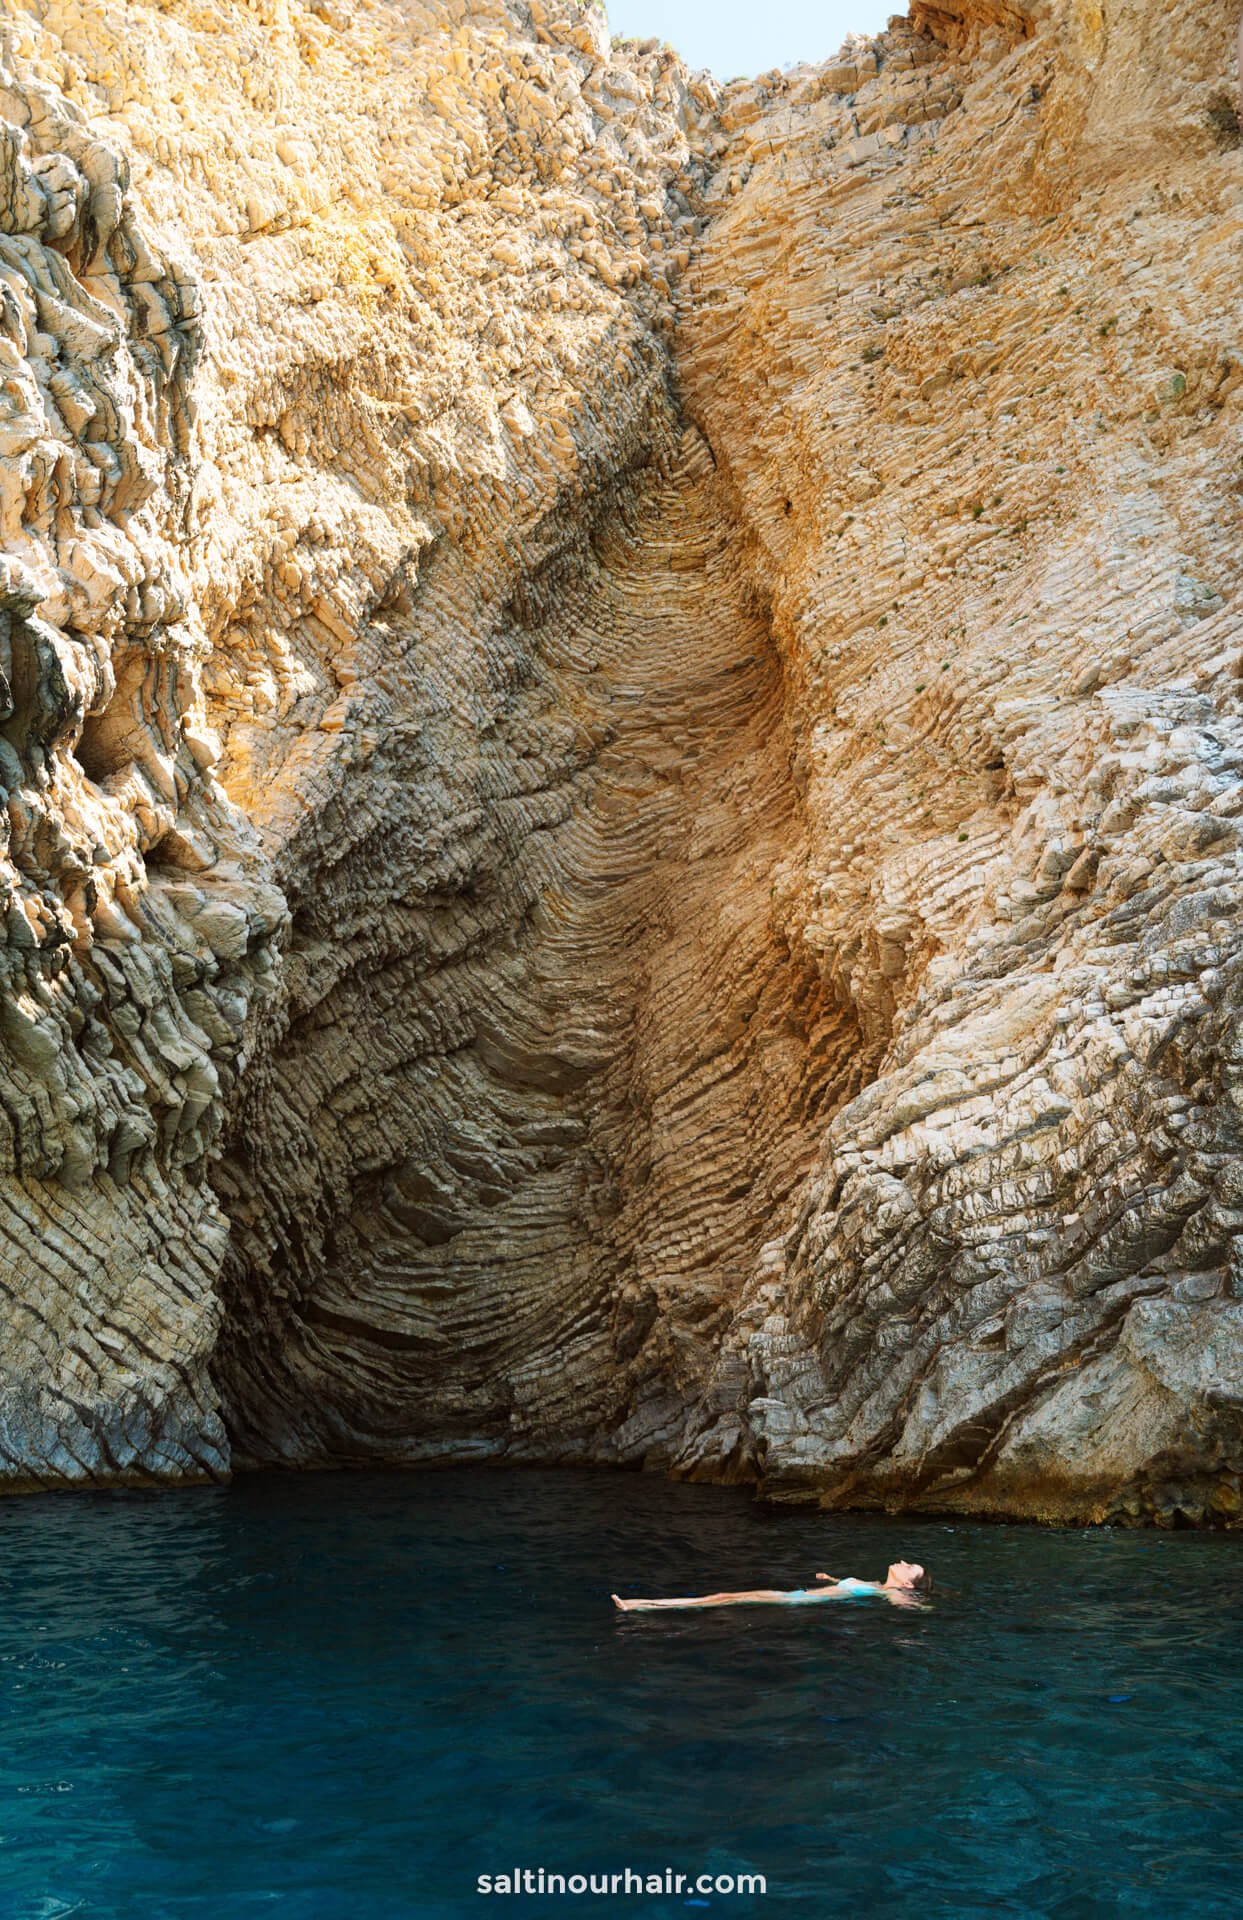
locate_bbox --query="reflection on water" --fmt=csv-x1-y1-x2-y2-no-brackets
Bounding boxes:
0,1467,1240,1916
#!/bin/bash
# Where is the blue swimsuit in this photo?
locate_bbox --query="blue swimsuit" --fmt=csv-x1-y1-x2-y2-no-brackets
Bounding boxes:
789,1578,879,1602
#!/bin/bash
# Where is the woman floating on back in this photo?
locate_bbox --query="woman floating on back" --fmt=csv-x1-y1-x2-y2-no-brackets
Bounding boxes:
612,1561,933,1612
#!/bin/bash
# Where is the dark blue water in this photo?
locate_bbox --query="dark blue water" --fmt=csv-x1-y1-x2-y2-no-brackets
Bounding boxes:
1,1468,1241,1919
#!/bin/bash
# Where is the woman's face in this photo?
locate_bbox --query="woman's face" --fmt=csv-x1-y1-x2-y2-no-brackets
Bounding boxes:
886,1560,925,1590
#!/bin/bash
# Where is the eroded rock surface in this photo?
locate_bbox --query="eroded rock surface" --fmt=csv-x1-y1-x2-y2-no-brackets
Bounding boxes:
0,0,1241,1523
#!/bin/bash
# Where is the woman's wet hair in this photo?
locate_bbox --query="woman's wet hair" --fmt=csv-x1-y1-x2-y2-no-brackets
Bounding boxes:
889,1560,933,1592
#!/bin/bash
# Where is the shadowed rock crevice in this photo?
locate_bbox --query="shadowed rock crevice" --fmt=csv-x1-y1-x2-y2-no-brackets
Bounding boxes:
210,426,863,1470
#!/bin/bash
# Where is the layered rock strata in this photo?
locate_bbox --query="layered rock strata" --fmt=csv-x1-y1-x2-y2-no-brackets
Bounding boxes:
669,0,1243,1525
0,0,1241,1524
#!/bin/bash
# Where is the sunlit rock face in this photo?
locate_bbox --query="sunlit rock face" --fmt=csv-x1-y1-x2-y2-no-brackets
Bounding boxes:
669,0,1243,1524
1,0,1241,1524
0,42,280,1485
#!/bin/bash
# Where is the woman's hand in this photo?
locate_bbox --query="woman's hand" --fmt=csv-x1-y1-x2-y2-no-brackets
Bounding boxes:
814,1572,838,1583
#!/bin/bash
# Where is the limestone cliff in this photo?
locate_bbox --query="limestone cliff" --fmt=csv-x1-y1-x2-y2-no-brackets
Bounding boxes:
0,0,1240,1525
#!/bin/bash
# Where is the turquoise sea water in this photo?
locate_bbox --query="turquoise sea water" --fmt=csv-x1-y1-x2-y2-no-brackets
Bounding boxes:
1,1467,1241,1918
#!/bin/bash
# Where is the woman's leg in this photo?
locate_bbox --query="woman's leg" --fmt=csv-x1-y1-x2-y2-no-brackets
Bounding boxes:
614,1588,797,1611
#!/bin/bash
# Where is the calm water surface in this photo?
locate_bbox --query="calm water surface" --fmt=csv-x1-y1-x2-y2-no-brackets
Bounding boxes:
1,1467,1241,1918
